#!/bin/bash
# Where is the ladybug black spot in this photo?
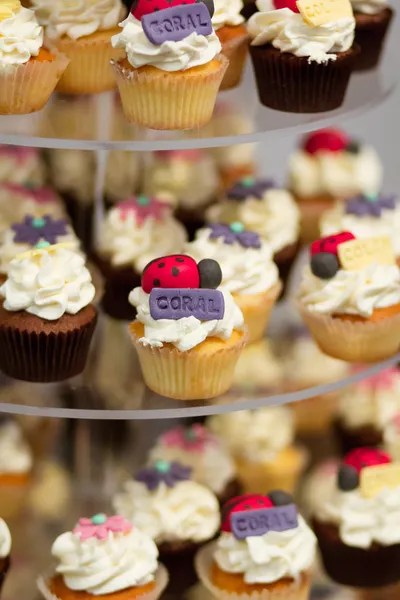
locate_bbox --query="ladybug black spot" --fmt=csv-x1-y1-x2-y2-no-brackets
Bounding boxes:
311,252,339,280
268,490,293,506
153,278,160,287
198,258,222,289
337,465,359,492
172,267,179,277
158,262,165,268
176,258,185,263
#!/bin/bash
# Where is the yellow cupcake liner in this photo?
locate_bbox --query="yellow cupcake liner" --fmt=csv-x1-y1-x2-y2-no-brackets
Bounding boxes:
112,55,228,130
195,542,313,600
0,51,69,115
55,33,125,94
298,300,400,363
219,30,249,91
129,325,247,401
286,389,339,434
0,477,31,518
234,282,282,345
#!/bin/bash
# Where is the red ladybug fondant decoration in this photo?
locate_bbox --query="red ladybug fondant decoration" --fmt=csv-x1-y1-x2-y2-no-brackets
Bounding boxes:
303,128,350,156
131,0,214,20
311,232,356,258
344,448,391,474
273,0,299,12
221,494,273,532
141,254,223,293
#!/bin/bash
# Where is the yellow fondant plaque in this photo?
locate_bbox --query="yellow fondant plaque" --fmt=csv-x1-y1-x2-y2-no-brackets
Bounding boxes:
361,463,400,499
296,0,353,27
337,236,396,271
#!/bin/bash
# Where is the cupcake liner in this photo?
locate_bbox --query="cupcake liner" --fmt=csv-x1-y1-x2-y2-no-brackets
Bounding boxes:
37,564,169,600
334,419,383,456
218,28,249,91
55,32,125,94
195,542,312,600
234,282,282,344
354,8,394,71
0,50,69,115
112,55,228,130
298,300,400,363
129,324,247,400
249,44,358,113
286,389,339,434
0,475,31,518
94,255,140,321
0,556,10,596
0,305,97,382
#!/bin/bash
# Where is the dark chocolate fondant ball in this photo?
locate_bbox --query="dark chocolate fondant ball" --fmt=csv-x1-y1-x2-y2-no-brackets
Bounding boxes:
337,465,359,491
268,490,294,506
346,140,361,154
198,258,222,289
311,252,340,279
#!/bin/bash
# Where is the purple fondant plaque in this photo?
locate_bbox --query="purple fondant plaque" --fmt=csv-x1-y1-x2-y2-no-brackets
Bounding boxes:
149,288,224,321
142,3,212,46
231,505,298,540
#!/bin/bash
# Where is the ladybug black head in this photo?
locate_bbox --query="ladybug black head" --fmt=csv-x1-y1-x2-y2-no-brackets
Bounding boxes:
310,252,340,280
337,465,359,492
198,258,222,289
345,140,361,155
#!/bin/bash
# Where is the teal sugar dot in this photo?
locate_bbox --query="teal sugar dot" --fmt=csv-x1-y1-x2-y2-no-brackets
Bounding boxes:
92,513,107,525
365,193,378,202
137,195,150,206
185,429,196,440
155,460,170,473
241,177,255,187
35,240,50,249
230,222,244,233
32,217,45,228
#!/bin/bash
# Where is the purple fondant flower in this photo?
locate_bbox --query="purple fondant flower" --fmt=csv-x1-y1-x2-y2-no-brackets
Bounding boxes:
118,195,169,224
209,223,261,249
11,215,68,245
345,194,396,218
227,178,276,201
135,461,192,491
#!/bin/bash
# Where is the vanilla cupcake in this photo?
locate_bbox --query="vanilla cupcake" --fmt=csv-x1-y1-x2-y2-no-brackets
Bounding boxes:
207,407,307,494
0,420,33,518
351,0,394,70
0,146,45,186
212,0,248,90
0,184,66,234
187,224,281,343
233,339,284,393
0,519,11,594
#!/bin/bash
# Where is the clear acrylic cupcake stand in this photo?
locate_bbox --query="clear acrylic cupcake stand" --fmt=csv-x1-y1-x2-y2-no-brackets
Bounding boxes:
0,20,399,600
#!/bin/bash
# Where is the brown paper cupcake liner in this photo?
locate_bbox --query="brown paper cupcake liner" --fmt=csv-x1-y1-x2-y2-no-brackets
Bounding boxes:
219,29,249,91
354,8,394,71
0,50,69,115
234,282,282,344
298,300,400,363
296,195,336,244
0,478,31,518
195,542,312,600
0,556,10,597
249,44,358,113
130,324,247,400
112,55,228,130
94,254,140,320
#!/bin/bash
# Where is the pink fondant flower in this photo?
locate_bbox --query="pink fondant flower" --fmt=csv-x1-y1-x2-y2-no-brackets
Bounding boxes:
353,367,399,392
161,424,216,452
73,514,132,541
118,195,169,224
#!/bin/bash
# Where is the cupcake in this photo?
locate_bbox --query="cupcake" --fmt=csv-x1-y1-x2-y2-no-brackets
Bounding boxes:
0,419,33,518
212,0,248,90
206,178,300,285
351,0,394,70
247,0,357,113
32,0,126,94
289,129,383,242
233,339,284,393
0,146,46,186
113,461,220,593
207,407,307,494
128,254,246,400
111,1,228,129
384,414,400,461
148,423,240,505
0,519,11,595
95,197,187,320
38,513,168,600
314,448,400,587
335,367,400,454
0,243,97,382
0,2,69,114
187,224,281,343
196,492,316,600
300,459,340,519
298,232,400,362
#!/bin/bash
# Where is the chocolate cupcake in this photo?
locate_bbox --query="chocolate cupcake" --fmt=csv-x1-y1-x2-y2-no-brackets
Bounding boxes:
0,243,97,382
0,519,11,595
351,1,394,70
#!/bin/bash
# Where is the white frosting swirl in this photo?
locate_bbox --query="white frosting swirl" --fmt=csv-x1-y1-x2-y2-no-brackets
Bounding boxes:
351,0,387,15
0,246,95,321
0,7,43,67
212,0,245,31
186,227,279,295
52,527,158,595
317,485,400,548
98,205,187,272
130,286,244,352
320,201,400,258
207,406,294,462
299,263,400,317
206,188,299,254
214,516,316,583
0,520,11,558
32,0,123,40
112,14,222,72
113,480,220,544
0,421,32,474
289,146,383,199
284,336,349,386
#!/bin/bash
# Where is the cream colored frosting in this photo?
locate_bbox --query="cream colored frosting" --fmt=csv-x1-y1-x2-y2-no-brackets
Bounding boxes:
186,227,279,295
299,262,400,317
130,286,244,352
52,527,158,595
320,201,400,258
234,340,284,390
112,14,222,72
289,147,382,199
0,421,32,474
207,406,294,463
0,185,65,233
317,485,400,548
207,188,299,254
212,0,245,30
248,2,354,64
32,0,123,40
384,417,400,461
113,479,220,544
351,0,387,15
0,246,95,320
214,515,316,583
0,148,45,186
0,6,43,67
98,205,187,272
301,459,340,518
0,520,11,558
284,335,349,386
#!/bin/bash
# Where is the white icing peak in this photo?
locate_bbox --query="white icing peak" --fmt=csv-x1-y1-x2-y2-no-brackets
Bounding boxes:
0,421,32,474
212,0,245,30
0,520,11,558
351,0,388,15
0,6,43,66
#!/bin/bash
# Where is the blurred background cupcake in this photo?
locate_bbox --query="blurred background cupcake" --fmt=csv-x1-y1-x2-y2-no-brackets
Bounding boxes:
0,145,45,186
351,0,394,71
212,0,248,91
0,418,33,518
